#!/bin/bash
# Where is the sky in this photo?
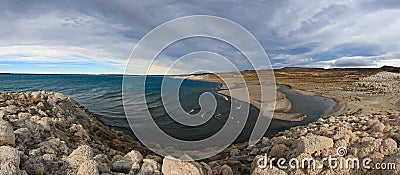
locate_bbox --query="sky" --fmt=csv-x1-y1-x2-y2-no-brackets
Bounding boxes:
1,0,400,74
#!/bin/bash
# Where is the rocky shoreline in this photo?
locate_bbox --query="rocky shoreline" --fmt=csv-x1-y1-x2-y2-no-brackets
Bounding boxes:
0,91,153,174
1,91,398,175
1,70,399,174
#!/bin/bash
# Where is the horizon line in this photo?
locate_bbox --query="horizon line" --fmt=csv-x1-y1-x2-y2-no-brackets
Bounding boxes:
0,65,398,76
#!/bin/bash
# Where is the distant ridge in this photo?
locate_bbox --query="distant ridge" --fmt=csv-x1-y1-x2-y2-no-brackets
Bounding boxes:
277,66,400,73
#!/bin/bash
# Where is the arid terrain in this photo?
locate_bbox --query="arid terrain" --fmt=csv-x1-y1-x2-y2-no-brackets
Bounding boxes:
0,66,399,175
186,66,400,119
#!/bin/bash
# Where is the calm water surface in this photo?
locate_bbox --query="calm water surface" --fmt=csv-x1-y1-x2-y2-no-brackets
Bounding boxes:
0,74,335,142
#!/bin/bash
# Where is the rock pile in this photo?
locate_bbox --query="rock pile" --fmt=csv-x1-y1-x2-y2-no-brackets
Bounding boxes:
208,113,399,175
355,71,400,93
0,92,148,174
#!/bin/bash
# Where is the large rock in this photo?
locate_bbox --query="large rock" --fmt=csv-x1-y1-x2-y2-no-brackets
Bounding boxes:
0,109,6,118
220,164,233,175
31,92,40,99
269,144,288,158
118,150,144,174
5,105,17,114
111,160,132,174
380,138,397,155
124,150,143,164
14,128,31,144
47,92,67,104
110,151,143,173
67,145,94,169
370,122,385,133
36,117,50,131
77,160,99,175
70,124,90,141
0,119,15,146
36,102,45,110
162,156,205,175
17,112,31,121
67,145,100,175
296,135,333,155
0,146,21,174
138,159,161,175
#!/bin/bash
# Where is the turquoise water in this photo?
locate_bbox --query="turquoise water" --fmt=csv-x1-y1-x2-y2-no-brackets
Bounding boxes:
0,74,335,142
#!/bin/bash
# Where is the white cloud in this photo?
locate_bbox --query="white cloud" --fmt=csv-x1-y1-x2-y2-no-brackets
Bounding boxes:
0,45,124,66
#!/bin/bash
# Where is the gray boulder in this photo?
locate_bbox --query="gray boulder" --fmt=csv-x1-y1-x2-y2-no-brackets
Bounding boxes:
0,119,15,146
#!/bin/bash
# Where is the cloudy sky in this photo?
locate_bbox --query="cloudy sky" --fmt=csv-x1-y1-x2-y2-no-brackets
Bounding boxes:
1,0,400,74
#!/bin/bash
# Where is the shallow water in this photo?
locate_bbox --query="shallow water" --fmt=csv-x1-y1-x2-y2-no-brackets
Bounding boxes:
0,74,336,143
266,86,336,135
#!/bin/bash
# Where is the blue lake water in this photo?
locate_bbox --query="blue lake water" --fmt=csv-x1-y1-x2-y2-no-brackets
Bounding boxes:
0,74,335,143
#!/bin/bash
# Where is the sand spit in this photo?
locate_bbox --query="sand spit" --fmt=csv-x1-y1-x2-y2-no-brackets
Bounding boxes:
186,73,310,122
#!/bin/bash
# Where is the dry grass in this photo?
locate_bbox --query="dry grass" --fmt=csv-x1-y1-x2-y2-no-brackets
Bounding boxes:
28,97,41,104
